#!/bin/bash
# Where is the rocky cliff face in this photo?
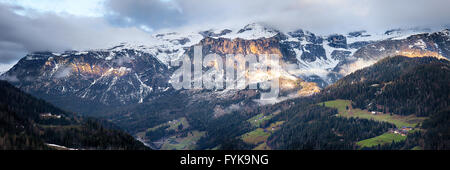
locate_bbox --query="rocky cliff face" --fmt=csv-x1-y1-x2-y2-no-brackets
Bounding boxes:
197,36,283,57
2,48,171,115
2,24,448,116
336,29,450,76
353,30,449,60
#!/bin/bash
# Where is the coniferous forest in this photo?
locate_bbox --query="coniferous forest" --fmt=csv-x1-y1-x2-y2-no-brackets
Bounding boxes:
0,80,148,150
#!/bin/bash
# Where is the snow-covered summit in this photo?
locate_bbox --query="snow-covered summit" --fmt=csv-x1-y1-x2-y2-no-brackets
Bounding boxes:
219,23,279,39
94,23,282,65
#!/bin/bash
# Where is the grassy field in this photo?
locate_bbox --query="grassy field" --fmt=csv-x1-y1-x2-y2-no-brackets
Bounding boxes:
247,113,274,127
165,117,190,131
241,121,285,146
357,132,407,148
253,142,271,150
267,121,284,130
240,111,284,149
411,146,423,150
161,130,205,150
241,128,271,145
247,110,282,128
318,100,426,128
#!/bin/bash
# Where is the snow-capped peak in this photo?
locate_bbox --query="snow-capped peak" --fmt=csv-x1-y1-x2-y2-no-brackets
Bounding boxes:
219,23,279,40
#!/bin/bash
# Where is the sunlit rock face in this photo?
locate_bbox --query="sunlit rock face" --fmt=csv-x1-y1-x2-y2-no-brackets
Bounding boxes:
297,81,321,96
188,36,303,83
2,49,171,110
336,29,450,76
184,35,322,98
353,30,450,61
193,36,283,58
279,78,321,97
395,49,446,60
70,62,130,77
2,22,449,116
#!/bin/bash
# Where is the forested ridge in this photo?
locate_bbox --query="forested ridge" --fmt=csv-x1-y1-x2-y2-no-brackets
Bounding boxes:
267,105,393,149
266,56,449,150
323,56,449,117
0,80,148,150
219,56,449,150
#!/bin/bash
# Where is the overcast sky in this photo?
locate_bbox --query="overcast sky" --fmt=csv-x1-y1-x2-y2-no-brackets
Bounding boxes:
0,0,449,72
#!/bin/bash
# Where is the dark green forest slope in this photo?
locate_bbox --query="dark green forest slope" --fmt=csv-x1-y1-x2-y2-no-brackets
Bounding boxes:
254,56,449,150
0,80,148,150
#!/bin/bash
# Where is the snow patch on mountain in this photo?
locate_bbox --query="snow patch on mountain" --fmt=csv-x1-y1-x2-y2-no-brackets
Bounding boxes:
4,23,444,108
93,23,281,66
220,23,279,40
0,62,17,74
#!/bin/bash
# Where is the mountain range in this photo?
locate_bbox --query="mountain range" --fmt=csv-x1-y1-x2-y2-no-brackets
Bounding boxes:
1,23,449,150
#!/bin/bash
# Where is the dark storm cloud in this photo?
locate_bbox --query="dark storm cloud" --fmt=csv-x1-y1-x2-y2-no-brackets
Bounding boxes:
0,41,26,63
0,3,152,64
105,0,450,34
105,0,185,29
1,0,449,67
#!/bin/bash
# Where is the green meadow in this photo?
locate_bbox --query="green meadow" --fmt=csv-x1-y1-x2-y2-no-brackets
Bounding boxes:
318,100,425,128
357,132,407,148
